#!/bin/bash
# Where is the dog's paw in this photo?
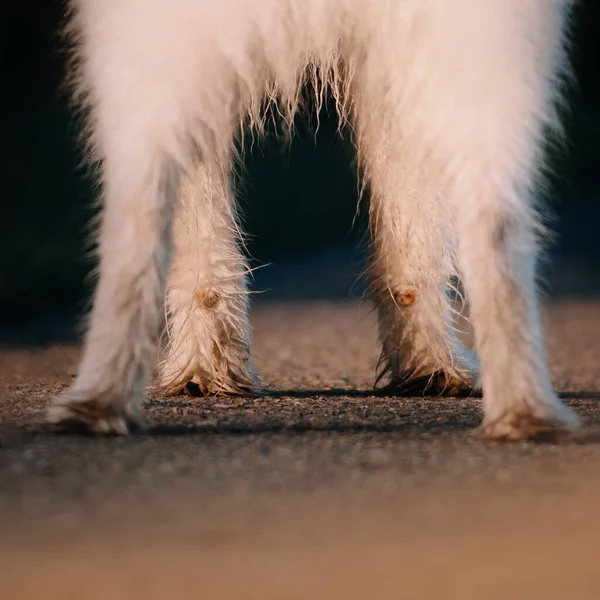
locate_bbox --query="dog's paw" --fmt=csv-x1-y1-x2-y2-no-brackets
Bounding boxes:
45,393,145,435
379,370,480,398
476,405,581,443
156,359,263,398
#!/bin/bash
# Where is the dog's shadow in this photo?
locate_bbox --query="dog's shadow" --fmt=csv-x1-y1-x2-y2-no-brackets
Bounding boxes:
140,388,600,444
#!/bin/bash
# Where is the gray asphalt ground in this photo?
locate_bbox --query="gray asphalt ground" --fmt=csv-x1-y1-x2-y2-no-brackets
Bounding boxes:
3,300,600,599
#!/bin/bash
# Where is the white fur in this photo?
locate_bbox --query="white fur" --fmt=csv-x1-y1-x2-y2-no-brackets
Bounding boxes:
47,0,581,439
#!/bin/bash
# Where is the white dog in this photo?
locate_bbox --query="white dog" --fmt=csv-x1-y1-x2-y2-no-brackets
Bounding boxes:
47,0,581,440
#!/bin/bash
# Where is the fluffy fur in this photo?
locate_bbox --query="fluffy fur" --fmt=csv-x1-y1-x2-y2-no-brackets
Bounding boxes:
47,0,581,439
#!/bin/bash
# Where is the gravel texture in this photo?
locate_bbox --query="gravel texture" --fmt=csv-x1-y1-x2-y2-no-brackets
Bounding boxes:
2,300,600,599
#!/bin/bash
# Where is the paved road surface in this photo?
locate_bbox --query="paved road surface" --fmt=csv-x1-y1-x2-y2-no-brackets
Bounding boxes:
2,301,600,599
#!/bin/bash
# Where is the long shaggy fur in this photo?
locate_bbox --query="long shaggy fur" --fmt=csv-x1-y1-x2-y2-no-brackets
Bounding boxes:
47,0,582,440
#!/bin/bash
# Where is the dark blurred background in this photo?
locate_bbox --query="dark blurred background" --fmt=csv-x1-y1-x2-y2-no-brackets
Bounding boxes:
2,0,600,336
